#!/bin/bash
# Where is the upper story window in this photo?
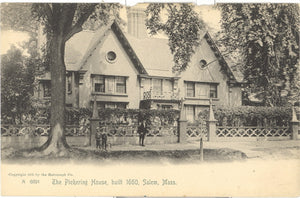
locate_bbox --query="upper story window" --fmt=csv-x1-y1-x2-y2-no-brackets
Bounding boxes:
152,79,163,95
92,75,127,94
116,76,126,93
94,76,105,92
210,84,217,98
186,82,195,97
185,81,218,98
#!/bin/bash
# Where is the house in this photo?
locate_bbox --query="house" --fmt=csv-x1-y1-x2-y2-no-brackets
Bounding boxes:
35,7,244,122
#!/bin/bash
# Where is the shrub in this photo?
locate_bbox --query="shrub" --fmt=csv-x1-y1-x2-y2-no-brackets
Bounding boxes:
198,106,292,127
97,108,179,127
3,106,180,127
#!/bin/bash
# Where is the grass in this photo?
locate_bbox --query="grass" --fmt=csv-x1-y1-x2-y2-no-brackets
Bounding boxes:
1,146,247,164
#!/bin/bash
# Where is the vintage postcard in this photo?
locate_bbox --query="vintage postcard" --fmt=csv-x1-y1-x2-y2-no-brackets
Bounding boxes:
1,0,300,197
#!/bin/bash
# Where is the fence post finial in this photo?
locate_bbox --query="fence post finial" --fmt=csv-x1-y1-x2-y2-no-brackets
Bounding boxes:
207,99,217,142
208,99,216,121
178,97,187,143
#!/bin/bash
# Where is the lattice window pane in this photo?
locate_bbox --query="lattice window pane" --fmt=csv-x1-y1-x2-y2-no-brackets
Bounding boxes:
116,76,126,93
153,79,163,95
94,76,105,92
210,84,217,98
186,105,195,122
186,82,195,97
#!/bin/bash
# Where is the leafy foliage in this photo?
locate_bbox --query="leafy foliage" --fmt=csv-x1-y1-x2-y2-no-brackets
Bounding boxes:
1,3,122,151
218,4,299,106
65,108,179,126
1,3,39,36
1,46,35,124
198,105,292,127
4,106,180,127
146,3,206,72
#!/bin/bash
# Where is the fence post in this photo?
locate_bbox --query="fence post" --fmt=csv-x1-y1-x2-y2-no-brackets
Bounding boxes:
290,106,299,140
199,138,203,161
207,99,218,142
89,97,100,147
178,98,187,143
178,119,187,143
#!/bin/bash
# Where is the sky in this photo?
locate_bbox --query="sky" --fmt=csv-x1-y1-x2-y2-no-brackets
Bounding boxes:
0,4,221,55
1,30,30,54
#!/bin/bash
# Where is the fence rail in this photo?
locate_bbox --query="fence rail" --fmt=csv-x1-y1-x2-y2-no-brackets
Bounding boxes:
186,124,207,139
1,124,89,137
216,126,290,138
1,124,178,138
98,124,178,137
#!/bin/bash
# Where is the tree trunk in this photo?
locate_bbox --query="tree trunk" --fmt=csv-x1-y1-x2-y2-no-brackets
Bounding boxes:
39,32,69,155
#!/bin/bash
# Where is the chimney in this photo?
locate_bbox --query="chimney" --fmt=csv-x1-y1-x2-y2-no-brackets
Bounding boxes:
127,7,148,38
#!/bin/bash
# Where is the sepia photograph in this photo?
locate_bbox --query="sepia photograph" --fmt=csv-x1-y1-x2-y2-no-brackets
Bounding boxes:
1,1,300,196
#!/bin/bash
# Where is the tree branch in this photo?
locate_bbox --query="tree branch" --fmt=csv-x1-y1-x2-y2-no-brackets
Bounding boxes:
43,3,53,23
64,4,97,42
64,24,83,42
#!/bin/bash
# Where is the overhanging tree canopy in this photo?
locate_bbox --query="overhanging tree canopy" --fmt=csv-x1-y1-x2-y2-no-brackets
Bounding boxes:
146,3,206,72
218,4,300,106
1,3,121,155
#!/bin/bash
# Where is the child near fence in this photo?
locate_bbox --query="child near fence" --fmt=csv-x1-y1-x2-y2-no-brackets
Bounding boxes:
101,130,108,151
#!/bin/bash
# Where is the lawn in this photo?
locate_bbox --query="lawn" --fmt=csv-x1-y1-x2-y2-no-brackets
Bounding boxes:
1,146,247,164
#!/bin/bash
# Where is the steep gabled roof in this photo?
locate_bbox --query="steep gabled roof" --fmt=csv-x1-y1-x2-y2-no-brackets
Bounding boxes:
111,22,148,74
77,21,148,75
77,21,114,71
69,21,243,83
125,33,174,77
204,32,244,83
65,31,94,71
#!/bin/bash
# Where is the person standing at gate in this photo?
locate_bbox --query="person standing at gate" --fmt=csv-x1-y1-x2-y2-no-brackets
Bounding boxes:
101,130,108,151
95,127,101,149
138,119,149,146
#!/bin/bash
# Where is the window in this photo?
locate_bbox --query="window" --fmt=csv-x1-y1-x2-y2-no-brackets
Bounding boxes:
186,82,195,97
153,79,163,95
199,59,207,69
116,103,127,109
116,77,126,93
186,81,218,98
43,81,51,98
106,77,115,93
92,75,127,94
162,105,172,110
96,102,127,109
106,51,117,62
186,105,195,122
94,76,105,92
210,84,217,98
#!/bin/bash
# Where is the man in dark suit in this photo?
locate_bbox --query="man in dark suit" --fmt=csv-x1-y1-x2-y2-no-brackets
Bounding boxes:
138,120,148,146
